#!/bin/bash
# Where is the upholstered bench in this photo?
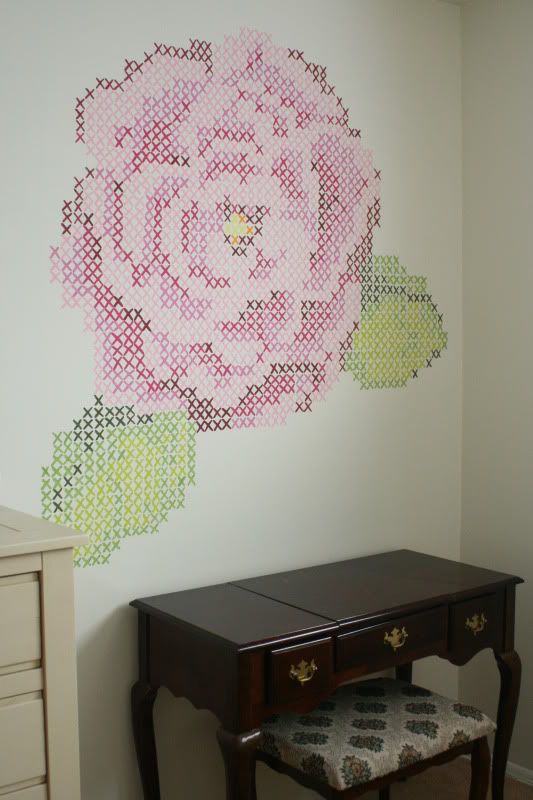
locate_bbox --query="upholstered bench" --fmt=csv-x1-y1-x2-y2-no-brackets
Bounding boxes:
258,678,495,799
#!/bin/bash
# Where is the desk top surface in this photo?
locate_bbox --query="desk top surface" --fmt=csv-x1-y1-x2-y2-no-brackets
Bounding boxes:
132,549,522,651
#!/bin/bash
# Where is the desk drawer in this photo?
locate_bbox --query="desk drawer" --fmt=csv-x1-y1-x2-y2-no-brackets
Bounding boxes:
336,607,447,672
269,637,333,705
450,593,502,654
0,575,41,670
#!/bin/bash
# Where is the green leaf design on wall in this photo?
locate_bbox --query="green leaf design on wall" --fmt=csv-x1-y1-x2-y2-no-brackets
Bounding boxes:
345,256,448,389
41,396,196,567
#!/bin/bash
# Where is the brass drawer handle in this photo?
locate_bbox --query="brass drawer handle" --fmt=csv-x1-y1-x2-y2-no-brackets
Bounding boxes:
384,626,409,651
465,613,487,636
289,659,318,686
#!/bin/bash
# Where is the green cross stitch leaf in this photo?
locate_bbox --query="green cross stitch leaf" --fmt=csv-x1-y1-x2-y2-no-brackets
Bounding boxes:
41,396,196,567
345,256,448,389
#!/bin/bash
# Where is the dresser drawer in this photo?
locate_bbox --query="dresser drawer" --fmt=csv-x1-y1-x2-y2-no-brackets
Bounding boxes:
449,593,502,654
0,576,41,670
0,668,43,700
336,607,447,672
1,785,47,800
268,637,333,705
0,696,47,788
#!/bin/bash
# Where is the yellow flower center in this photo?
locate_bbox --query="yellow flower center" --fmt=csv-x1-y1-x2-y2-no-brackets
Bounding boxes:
223,212,255,245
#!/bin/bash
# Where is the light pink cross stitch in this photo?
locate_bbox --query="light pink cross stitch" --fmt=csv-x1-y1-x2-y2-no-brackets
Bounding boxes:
52,29,381,431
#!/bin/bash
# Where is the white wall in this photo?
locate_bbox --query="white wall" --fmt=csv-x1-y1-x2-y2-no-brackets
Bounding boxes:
461,0,533,775
0,1,462,798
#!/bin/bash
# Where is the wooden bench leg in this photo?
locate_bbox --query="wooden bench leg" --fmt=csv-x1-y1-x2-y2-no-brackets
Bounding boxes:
470,737,491,800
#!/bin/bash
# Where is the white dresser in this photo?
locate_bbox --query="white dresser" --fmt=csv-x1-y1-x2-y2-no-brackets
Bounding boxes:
0,506,87,800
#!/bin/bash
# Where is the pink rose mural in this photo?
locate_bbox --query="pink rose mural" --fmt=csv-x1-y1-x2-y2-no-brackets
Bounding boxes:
51,29,380,430
42,30,446,566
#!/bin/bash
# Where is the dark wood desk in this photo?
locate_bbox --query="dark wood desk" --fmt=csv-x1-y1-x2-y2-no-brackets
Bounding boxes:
131,549,523,800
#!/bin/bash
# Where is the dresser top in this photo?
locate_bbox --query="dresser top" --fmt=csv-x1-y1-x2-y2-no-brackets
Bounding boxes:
0,505,88,556
132,549,522,651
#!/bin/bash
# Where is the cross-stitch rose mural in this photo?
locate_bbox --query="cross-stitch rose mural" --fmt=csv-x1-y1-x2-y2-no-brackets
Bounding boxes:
42,29,447,566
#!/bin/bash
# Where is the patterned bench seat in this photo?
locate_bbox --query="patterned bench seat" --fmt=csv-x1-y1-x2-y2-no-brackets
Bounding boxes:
260,678,495,792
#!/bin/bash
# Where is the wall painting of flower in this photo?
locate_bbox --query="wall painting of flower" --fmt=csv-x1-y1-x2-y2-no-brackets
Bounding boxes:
41,29,447,566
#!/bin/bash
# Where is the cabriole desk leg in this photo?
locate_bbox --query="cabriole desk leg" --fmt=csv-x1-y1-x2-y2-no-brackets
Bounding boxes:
132,681,160,800
217,728,261,800
396,663,413,683
492,650,522,800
